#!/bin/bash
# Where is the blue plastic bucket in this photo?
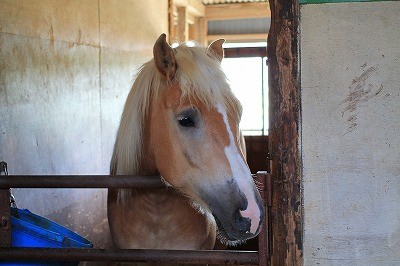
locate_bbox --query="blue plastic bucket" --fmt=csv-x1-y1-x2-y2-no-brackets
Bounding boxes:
1,207,93,266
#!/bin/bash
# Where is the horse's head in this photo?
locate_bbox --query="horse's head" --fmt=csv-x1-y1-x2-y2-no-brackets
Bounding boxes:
146,34,264,244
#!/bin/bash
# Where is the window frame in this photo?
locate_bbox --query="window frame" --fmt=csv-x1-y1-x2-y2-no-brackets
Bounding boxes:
223,46,268,136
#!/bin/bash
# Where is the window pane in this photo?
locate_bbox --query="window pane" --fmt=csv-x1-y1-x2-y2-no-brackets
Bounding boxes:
222,57,268,135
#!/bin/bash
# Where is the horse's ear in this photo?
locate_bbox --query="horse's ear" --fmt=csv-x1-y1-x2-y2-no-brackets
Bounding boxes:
207,38,225,62
153,34,177,79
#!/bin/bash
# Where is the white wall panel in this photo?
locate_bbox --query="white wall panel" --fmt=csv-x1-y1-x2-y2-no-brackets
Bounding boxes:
301,2,400,265
0,0,168,247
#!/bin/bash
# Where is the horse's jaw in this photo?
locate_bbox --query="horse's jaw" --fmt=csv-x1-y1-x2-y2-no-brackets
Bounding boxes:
191,199,247,246
213,206,263,246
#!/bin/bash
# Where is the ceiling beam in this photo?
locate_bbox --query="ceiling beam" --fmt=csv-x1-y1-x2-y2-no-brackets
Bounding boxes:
205,2,270,20
173,0,205,17
207,33,268,43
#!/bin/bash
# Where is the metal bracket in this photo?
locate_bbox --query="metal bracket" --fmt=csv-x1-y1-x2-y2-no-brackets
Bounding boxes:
256,171,272,266
0,161,11,247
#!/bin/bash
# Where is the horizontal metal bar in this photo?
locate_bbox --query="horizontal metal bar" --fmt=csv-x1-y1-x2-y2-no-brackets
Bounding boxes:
0,175,165,189
0,248,259,264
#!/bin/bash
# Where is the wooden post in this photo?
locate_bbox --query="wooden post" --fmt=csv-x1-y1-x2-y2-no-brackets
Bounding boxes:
177,6,188,42
267,0,302,265
199,17,208,46
168,0,176,43
189,17,207,46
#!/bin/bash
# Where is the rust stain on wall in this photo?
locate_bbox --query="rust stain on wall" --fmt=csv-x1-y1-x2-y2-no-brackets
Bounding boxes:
49,25,55,46
342,65,384,135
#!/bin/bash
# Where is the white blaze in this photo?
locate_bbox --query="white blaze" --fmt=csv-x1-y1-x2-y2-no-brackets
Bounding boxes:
216,103,261,234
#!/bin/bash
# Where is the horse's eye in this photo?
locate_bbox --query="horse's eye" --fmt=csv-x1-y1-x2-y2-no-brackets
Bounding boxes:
178,117,195,127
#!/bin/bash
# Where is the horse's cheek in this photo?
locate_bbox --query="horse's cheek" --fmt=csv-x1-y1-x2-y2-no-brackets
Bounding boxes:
150,110,183,186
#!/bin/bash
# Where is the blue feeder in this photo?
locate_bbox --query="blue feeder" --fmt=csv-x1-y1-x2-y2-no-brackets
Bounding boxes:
1,207,93,266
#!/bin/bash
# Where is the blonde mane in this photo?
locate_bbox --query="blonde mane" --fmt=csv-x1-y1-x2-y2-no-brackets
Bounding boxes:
110,43,242,181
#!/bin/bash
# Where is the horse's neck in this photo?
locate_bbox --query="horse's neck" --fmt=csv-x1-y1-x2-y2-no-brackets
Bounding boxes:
109,194,217,249
137,122,158,175
109,188,216,250
137,152,158,176
109,125,216,249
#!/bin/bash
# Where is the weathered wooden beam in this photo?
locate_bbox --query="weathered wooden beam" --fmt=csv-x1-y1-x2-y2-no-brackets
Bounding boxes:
267,0,303,265
205,2,270,21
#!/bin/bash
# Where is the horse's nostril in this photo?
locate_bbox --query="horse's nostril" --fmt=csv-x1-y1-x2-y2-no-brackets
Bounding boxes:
234,210,251,233
238,193,248,212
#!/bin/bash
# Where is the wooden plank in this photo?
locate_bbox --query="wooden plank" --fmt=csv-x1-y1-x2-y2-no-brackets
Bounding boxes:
207,33,268,42
224,47,267,58
300,0,388,4
267,0,303,265
205,2,271,21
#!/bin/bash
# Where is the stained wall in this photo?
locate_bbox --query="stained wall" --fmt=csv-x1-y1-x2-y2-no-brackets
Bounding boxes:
300,1,400,264
0,0,168,247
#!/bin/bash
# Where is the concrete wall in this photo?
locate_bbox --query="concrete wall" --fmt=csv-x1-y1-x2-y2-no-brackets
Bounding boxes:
0,0,168,247
300,2,400,265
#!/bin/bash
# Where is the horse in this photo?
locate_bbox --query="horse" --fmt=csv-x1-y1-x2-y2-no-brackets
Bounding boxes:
107,34,264,250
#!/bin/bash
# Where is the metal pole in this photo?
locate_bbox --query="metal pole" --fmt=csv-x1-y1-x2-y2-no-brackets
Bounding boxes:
0,171,269,264
0,248,259,264
0,175,164,189
0,161,11,247
257,171,271,266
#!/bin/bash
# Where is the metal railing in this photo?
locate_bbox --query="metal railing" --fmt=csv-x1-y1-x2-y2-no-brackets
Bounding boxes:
0,167,271,265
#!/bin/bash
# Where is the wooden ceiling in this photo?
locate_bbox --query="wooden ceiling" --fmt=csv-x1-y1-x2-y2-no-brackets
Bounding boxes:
169,0,270,44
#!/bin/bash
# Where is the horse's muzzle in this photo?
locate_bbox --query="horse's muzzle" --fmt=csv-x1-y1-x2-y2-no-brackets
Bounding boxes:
213,204,264,242
199,179,265,243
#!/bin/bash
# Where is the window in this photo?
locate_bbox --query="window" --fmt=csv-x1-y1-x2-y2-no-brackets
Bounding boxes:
222,45,268,135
